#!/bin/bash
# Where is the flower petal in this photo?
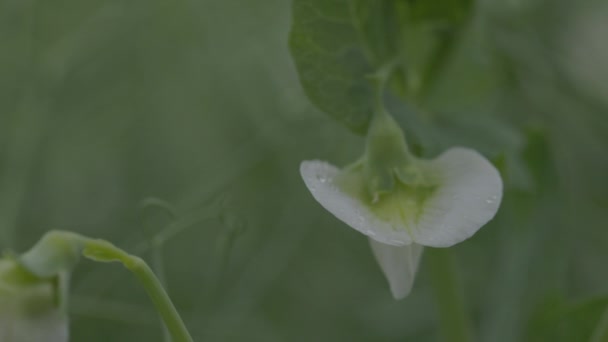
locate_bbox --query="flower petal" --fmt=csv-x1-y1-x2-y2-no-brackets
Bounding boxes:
412,147,503,247
300,160,412,246
369,239,423,300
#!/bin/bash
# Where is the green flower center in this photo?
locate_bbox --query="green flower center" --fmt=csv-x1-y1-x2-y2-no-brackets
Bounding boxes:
371,182,437,231
336,163,437,233
0,260,58,316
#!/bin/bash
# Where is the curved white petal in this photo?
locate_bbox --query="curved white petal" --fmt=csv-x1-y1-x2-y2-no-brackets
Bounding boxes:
411,147,503,247
300,160,413,246
300,147,502,249
369,239,423,300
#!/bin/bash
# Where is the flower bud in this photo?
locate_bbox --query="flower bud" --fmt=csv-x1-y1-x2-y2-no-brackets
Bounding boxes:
0,258,68,342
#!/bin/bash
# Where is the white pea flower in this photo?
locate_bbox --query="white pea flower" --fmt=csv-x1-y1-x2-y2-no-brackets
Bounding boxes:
300,127,502,298
0,259,69,342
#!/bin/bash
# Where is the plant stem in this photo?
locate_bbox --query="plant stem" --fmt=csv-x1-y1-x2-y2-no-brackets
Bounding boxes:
139,197,176,341
427,248,473,342
83,238,194,342
127,255,193,342
18,230,194,341
151,244,172,342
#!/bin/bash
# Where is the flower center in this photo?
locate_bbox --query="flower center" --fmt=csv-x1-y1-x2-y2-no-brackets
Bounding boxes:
369,182,437,233
336,163,437,235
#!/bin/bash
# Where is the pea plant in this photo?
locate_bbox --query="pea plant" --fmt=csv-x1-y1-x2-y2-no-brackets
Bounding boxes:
1,0,607,341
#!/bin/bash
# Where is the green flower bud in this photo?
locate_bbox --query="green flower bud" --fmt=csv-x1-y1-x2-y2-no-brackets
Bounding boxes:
0,258,68,342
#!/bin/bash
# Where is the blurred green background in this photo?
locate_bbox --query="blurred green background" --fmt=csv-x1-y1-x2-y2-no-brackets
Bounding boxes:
1,0,607,341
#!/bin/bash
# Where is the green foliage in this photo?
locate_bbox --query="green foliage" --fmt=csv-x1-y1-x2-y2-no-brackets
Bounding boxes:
0,0,607,341
289,0,375,134
289,0,476,134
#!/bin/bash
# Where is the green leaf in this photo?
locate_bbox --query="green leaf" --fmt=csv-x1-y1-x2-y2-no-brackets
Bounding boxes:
350,0,401,65
289,0,375,134
289,0,475,133
394,0,473,98
400,0,473,23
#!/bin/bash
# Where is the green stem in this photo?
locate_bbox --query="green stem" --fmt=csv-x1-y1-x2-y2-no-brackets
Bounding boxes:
368,58,399,115
151,244,172,342
127,255,192,342
139,198,175,342
83,238,194,342
427,248,473,342
18,231,194,342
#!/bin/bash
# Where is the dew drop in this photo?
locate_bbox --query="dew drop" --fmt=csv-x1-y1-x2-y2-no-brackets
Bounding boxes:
356,210,366,224
485,195,499,204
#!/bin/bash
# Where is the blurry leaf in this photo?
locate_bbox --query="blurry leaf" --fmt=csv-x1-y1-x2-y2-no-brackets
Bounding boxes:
289,0,375,134
289,0,476,134
388,0,473,98
406,0,472,23
349,0,401,65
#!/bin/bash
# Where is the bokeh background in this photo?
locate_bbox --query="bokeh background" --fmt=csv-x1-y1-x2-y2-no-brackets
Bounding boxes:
1,0,607,341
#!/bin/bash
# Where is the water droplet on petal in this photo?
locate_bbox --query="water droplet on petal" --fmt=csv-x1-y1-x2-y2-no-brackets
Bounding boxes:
356,211,366,226
485,194,499,204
